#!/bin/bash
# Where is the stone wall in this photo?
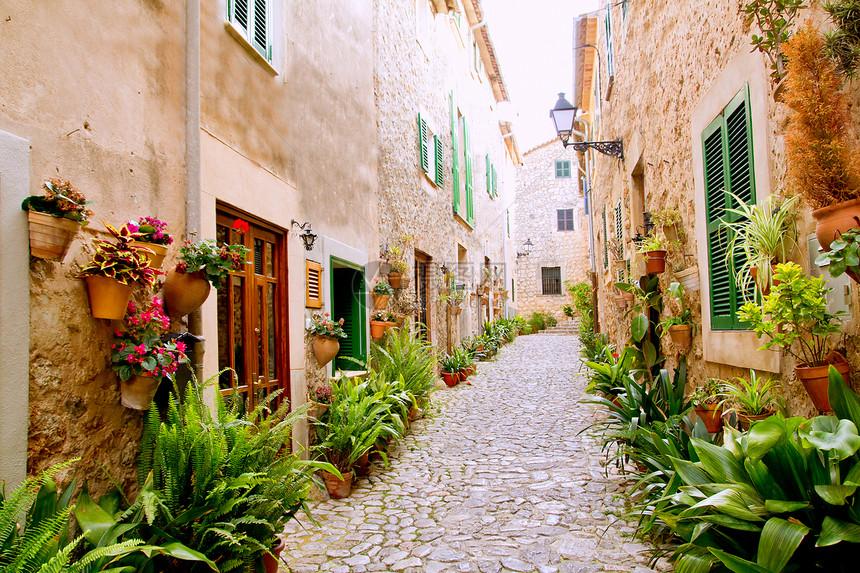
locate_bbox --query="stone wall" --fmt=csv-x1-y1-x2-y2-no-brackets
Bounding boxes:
374,0,514,354
514,141,591,321
588,1,860,415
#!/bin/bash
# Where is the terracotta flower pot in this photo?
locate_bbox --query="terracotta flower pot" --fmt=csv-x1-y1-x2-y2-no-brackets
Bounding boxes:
355,451,372,476
262,535,286,573
795,352,851,413
308,401,329,420
738,412,771,432
442,371,459,387
120,374,161,410
408,406,421,421
645,250,667,274
85,275,134,320
27,211,81,260
164,269,211,317
675,266,700,292
323,470,353,499
668,324,693,350
370,320,386,339
452,306,462,316
373,293,390,310
458,368,470,380
812,197,860,251
130,241,168,269
613,295,627,309
695,404,723,433
313,336,340,366
388,271,402,288
383,321,397,333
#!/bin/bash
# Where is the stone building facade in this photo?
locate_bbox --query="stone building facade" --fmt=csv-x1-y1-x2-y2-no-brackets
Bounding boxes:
514,141,591,320
373,0,521,354
579,1,860,415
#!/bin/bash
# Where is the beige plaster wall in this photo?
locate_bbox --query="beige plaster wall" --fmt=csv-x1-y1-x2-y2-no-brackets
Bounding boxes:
374,0,511,354
0,0,187,493
514,141,591,320
589,0,860,416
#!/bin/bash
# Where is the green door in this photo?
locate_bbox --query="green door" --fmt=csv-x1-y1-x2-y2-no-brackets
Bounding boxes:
331,263,366,371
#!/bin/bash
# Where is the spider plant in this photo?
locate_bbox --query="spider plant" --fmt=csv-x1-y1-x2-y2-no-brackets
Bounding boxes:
720,192,799,300
718,369,783,417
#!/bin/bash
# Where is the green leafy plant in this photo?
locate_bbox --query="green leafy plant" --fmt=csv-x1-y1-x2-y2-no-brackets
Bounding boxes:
720,192,799,299
720,369,783,417
635,233,669,254
738,262,844,366
307,312,348,339
372,280,394,296
76,222,160,287
584,346,634,397
616,275,665,379
658,281,695,332
743,0,807,81
371,310,396,322
175,238,250,289
111,297,186,381
815,227,860,278
438,287,467,308
369,321,437,406
824,0,860,77
21,178,93,223
561,304,574,317
688,377,724,407
123,216,173,245
439,352,461,374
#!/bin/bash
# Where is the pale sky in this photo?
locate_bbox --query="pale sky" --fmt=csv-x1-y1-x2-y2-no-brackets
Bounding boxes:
482,0,600,153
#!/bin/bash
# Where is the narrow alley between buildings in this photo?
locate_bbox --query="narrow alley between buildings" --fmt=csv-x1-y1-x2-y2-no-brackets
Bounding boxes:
282,331,664,573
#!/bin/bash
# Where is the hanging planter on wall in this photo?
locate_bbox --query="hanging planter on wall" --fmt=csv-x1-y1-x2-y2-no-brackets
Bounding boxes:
312,335,340,366
85,276,134,320
120,374,162,410
675,266,700,292
22,178,92,260
27,212,82,260
164,269,211,317
645,250,667,274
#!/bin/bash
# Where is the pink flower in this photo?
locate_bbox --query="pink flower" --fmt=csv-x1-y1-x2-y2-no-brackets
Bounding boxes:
176,341,187,353
136,344,147,355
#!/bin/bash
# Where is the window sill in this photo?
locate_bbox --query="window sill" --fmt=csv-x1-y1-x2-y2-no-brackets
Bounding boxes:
704,329,781,373
224,22,278,77
453,211,474,230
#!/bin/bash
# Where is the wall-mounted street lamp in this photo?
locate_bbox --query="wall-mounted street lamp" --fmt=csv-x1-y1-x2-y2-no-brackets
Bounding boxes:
290,219,317,251
517,238,534,259
549,93,623,159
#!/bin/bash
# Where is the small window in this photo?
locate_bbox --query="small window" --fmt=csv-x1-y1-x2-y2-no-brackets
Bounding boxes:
306,260,323,308
418,113,443,188
555,160,571,179
557,209,574,231
541,267,562,295
228,0,271,62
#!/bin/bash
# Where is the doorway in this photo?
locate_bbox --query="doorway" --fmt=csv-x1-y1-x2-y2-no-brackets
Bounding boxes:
331,260,366,371
216,209,289,411
415,251,432,341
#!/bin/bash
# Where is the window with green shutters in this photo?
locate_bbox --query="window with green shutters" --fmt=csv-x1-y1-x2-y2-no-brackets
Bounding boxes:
229,0,271,62
418,113,443,188
486,154,492,196
555,160,571,179
462,117,475,226
703,85,756,330
418,114,429,174
434,135,443,187
605,6,614,78
602,206,609,269
451,92,461,216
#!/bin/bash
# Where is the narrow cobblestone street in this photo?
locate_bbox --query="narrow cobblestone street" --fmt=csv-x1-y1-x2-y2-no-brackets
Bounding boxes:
283,333,663,573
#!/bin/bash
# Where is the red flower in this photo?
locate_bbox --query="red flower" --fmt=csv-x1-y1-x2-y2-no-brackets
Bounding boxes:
232,219,250,234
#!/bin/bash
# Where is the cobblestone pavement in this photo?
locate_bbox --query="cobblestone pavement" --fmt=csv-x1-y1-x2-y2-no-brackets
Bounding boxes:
282,334,667,573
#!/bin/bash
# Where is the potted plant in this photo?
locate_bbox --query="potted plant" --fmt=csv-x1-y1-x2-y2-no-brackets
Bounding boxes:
738,262,849,412
125,216,173,269
110,297,186,409
636,233,669,274
77,222,160,319
783,24,860,251
688,378,725,433
720,192,799,297
307,312,347,366
395,295,423,325
440,353,460,387
815,227,860,284
307,383,333,420
674,262,700,292
439,288,467,315
370,311,397,338
658,282,695,351
386,245,408,288
21,178,92,259
372,280,394,309
163,234,250,317
719,370,782,431
650,207,684,244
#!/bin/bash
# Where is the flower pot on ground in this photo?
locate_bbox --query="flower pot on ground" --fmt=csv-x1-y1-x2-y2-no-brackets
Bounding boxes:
689,378,725,434
695,403,724,434
355,451,372,476
262,535,286,573
322,469,353,499
440,352,464,387
719,370,781,430
307,313,347,366
77,222,159,320
165,236,250,316
124,216,173,269
738,262,850,412
21,178,92,260
796,351,850,413
675,265,700,292
441,371,459,387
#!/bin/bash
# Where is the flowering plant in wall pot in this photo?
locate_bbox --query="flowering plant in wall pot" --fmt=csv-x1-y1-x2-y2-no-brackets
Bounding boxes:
76,222,160,320
111,297,186,409
307,312,346,366
124,216,173,269
635,233,669,274
22,178,93,259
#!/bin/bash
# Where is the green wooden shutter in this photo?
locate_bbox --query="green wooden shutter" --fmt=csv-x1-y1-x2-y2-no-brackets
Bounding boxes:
252,0,269,59
418,114,429,174
615,201,623,260
332,267,366,370
464,118,474,225
434,135,443,187
450,92,460,215
602,206,609,269
703,85,755,330
486,154,492,195
605,7,614,77
492,165,497,198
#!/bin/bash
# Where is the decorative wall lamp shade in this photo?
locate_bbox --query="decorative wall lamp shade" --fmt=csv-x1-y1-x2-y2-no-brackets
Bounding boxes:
290,219,317,251
549,92,624,159
517,238,534,259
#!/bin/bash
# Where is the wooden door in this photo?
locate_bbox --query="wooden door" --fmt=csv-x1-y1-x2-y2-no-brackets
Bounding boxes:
216,210,288,411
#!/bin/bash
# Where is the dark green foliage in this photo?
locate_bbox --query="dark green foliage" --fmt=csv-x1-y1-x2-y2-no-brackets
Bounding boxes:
825,0,860,77
369,321,437,405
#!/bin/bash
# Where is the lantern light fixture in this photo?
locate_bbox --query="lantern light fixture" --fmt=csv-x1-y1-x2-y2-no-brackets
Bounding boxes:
290,219,317,251
549,93,623,159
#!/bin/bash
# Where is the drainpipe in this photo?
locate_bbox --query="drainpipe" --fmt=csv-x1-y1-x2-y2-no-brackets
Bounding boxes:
186,0,204,379
470,18,486,31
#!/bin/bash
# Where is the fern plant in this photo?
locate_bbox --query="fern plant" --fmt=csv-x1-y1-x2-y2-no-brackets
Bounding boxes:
369,321,437,407
0,460,144,573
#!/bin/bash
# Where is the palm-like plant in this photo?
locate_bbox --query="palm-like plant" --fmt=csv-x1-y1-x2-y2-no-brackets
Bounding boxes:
719,369,783,417
369,321,437,405
720,192,799,299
